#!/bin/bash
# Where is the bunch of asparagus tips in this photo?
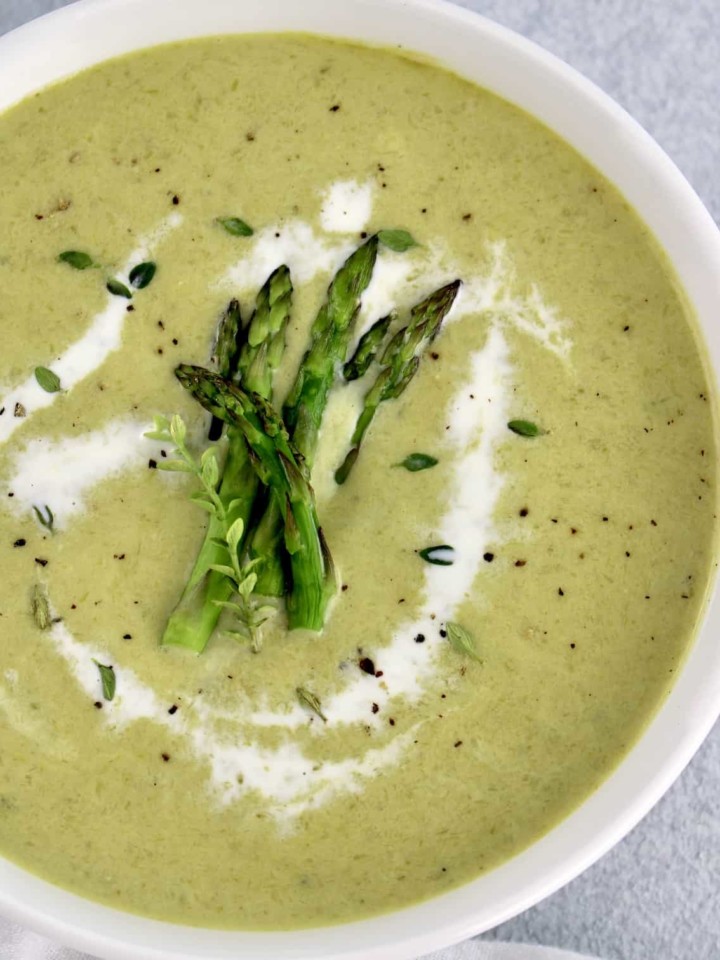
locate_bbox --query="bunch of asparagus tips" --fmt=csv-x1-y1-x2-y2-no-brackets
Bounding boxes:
168,234,461,652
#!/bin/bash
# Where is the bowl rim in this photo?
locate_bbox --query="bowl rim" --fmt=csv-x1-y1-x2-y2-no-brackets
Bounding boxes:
0,0,719,958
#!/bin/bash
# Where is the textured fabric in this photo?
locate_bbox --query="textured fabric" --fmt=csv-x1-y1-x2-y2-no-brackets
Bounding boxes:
0,917,597,960
0,2,718,960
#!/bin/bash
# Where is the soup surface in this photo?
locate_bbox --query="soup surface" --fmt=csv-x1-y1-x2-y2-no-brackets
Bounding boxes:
0,34,716,929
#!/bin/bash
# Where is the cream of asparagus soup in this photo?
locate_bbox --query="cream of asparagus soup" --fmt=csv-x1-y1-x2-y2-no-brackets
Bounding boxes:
0,35,716,929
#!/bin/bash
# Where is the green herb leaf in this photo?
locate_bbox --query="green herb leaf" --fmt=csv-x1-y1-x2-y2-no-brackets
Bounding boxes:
129,261,157,289
92,659,116,701
418,544,455,566
31,584,51,631
226,518,245,558
297,686,327,722
200,447,220,489
169,414,187,447
32,504,55,533
157,460,194,473
106,278,133,299
57,250,95,270
445,621,482,662
216,216,254,237
507,419,543,438
378,229,418,252
397,453,438,472
34,366,62,393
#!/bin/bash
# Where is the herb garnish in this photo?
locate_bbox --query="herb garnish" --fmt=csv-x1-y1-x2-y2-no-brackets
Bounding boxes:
57,250,95,270
445,621,482,662
419,544,455,566
397,453,438,472
209,517,276,653
508,419,544,437
296,686,327,722
92,659,116,701
216,216,254,237
106,278,133,299
129,261,157,289
378,229,418,252
147,414,274,652
31,584,51,630
32,504,55,533
34,366,62,393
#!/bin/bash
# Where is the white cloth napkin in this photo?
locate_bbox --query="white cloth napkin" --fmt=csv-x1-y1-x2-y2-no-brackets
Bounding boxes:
0,914,599,960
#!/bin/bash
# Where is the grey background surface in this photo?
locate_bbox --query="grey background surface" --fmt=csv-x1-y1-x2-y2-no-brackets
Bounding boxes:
0,1,718,959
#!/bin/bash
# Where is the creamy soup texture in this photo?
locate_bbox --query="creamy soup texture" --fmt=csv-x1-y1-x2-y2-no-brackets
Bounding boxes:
0,35,716,929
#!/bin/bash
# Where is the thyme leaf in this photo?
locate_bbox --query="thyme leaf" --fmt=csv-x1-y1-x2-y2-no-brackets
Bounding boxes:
32,504,55,533
31,584,51,630
396,453,438,472
129,261,157,289
216,216,254,237
92,659,116,701
57,250,95,270
446,621,482,662
296,686,327,722
34,366,62,393
418,544,454,566
378,229,418,252
507,419,543,437
106,278,133,299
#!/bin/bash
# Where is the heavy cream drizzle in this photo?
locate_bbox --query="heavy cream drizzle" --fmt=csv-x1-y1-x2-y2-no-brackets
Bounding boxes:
0,213,182,445
2,183,571,818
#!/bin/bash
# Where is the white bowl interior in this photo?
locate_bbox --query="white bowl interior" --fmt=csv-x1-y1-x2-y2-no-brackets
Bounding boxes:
1,1,719,958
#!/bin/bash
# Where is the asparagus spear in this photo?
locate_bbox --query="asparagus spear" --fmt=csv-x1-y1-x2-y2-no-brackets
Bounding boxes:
208,299,242,441
343,313,394,381
176,366,334,631
335,279,461,485
250,236,380,596
161,266,292,652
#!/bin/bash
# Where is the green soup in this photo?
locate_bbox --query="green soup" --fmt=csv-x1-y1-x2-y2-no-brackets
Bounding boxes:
0,34,716,930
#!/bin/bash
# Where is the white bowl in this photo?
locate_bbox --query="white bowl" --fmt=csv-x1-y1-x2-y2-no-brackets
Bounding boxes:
1,1,719,958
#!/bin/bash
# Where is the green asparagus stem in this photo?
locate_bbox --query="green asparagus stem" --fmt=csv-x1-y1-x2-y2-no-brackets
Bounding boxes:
335,279,461,485
176,366,334,631
208,299,242,440
250,236,379,595
343,313,394,381
161,267,292,652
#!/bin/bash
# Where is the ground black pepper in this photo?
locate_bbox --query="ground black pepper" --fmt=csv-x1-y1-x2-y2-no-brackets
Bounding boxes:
359,657,375,675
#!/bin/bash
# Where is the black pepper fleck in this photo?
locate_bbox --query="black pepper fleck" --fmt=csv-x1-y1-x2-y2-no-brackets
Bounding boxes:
558,587,565,596
161,753,171,762
34,558,48,567
414,633,426,644
13,539,26,548
172,195,180,205
483,552,494,562
359,657,376,675
168,705,178,715
329,104,341,112
122,633,132,640
148,459,157,469
371,703,379,714
94,701,103,710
